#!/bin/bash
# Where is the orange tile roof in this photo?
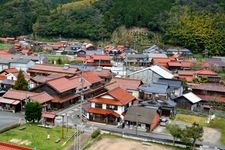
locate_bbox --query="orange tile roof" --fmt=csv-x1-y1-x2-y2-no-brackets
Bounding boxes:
3,90,37,101
0,142,32,150
108,87,135,105
82,71,103,84
178,70,195,76
89,98,122,105
195,70,217,75
168,61,182,67
196,94,225,103
106,77,141,91
28,64,77,75
2,68,18,74
42,112,56,119
91,54,111,61
0,75,7,80
95,69,112,78
87,107,120,118
29,92,53,104
47,76,91,93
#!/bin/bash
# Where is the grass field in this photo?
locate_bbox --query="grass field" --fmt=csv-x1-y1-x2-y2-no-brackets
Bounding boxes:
175,114,207,126
0,43,12,49
0,124,75,150
208,118,225,145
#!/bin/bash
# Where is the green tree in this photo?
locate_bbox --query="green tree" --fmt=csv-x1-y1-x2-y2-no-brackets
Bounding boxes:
166,124,182,145
13,70,28,91
182,123,204,150
57,58,63,64
25,102,42,123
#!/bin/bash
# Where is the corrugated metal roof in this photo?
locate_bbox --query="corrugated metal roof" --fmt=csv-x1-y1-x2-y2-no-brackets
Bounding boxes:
183,92,201,103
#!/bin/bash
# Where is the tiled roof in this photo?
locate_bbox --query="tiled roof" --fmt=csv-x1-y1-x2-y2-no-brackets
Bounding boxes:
0,75,7,80
196,94,225,103
42,112,56,119
89,98,123,105
191,83,225,93
31,74,65,83
29,92,53,104
108,87,135,105
47,78,76,93
168,61,182,67
2,68,18,74
82,71,103,84
0,142,32,150
91,54,111,60
3,90,37,101
95,69,112,78
87,107,120,118
139,83,168,94
47,76,91,93
28,64,77,75
178,70,195,76
106,77,141,91
195,70,217,75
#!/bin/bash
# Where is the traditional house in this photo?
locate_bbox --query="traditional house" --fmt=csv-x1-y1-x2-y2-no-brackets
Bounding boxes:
139,83,169,101
28,64,78,77
0,90,53,112
157,78,184,98
125,54,150,67
124,106,160,132
127,65,174,83
31,71,105,108
85,87,135,125
174,92,201,111
42,112,56,125
106,77,142,98
191,83,225,105
177,70,220,83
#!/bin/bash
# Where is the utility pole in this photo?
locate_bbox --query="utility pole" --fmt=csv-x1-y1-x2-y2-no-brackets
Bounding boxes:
62,115,64,139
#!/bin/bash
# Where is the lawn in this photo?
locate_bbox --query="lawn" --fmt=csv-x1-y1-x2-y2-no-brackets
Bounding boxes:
208,118,225,145
47,55,71,65
0,43,12,49
0,124,75,150
175,114,207,126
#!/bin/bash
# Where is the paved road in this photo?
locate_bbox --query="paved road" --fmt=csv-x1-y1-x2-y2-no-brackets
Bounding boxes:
0,111,24,131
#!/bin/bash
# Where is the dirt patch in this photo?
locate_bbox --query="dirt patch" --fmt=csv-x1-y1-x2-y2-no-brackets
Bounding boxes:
203,127,221,144
87,137,175,150
9,138,31,146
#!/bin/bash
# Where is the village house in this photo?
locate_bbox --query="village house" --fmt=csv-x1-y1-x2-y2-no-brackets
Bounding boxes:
27,64,78,77
31,71,106,108
77,54,112,67
139,99,176,116
106,77,142,98
191,83,225,105
124,106,160,132
127,65,174,84
125,54,150,67
177,69,220,83
138,83,170,101
84,87,135,125
0,90,53,113
174,92,202,111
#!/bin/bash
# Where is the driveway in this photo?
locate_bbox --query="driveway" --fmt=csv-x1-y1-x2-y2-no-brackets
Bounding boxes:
0,111,24,131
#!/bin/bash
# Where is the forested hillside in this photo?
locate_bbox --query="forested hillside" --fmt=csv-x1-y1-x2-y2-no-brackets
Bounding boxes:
0,0,224,55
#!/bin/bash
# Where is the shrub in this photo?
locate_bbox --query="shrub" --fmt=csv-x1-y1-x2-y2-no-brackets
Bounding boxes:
91,130,100,139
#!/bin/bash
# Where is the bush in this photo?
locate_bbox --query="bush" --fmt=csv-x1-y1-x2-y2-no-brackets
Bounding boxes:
91,130,100,139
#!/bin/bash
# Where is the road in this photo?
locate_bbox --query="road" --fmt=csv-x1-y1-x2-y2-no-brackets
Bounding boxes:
0,111,24,131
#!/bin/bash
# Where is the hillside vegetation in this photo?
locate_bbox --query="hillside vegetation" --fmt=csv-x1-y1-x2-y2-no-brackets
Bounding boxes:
0,0,224,55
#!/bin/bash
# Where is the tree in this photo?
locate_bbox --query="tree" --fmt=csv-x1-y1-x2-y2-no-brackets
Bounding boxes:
25,102,42,123
167,124,182,145
182,123,204,150
13,70,28,91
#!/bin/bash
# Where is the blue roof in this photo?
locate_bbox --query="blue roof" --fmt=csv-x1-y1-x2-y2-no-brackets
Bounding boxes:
139,83,168,94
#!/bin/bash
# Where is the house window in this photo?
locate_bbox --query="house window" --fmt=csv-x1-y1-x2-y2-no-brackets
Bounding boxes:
95,103,102,108
107,105,118,110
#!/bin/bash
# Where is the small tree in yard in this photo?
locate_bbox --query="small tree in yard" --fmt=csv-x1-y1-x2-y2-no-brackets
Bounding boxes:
25,102,42,123
13,70,28,90
182,123,204,150
167,124,182,145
